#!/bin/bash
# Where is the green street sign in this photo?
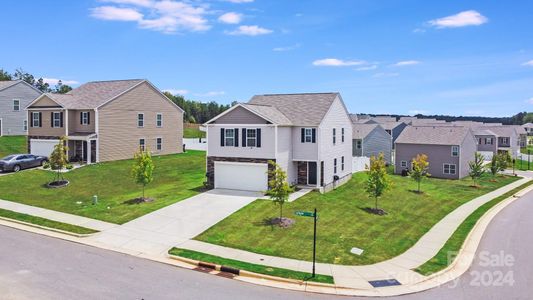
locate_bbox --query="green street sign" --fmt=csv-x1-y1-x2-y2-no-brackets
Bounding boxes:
295,211,315,217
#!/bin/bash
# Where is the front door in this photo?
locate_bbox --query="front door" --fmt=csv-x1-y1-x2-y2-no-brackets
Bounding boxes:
308,162,317,185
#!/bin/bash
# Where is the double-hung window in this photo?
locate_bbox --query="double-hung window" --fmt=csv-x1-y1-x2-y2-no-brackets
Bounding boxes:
137,113,144,127
156,138,162,151
356,140,362,149
341,128,345,143
501,137,509,144
13,99,20,111
224,129,235,146
52,112,61,128
81,112,89,125
333,128,336,145
23,120,28,131
485,137,492,145
139,138,145,151
32,112,40,127
401,161,408,168
334,158,338,174
451,146,459,157
304,128,313,143
443,164,456,175
341,156,345,171
246,129,257,147
156,113,163,128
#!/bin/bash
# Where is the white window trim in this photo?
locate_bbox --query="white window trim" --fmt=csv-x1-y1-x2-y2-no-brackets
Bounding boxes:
401,161,408,168
32,112,40,127
451,145,459,157
81,111,89,125
13,99,20,111
443,163,457,175
224,128,235,146
138,113,144,128
341,156,345,171
23,120,27,131
485,137,493,145
156,113,163,128
52,112,61,128
304,128,313,143
246,128,257,147
139,138,146,151
156,137,162,151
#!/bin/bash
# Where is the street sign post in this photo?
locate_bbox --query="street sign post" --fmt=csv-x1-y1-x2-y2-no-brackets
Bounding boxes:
294,209,318,278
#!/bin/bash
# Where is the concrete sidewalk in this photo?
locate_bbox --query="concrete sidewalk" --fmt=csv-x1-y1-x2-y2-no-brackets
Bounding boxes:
0,199,116,231
177,177,531,289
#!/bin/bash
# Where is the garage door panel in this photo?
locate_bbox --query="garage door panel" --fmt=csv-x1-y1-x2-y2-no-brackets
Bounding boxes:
30,139,59,157
215,162,268,192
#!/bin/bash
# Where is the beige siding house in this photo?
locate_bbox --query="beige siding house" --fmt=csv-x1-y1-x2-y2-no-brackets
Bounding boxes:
26,79,184,163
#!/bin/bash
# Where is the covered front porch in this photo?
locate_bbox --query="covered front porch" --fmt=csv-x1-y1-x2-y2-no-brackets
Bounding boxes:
67,133,98,164
295,160,322,188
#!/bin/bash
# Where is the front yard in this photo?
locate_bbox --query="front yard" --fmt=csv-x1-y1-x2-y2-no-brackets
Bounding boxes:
196,172,518,265
0,150,206,224
0,136,26,158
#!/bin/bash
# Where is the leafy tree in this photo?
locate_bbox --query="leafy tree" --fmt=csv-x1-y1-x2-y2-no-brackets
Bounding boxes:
0,69,12,81
265,160,294,223
49,136,69,183
488,154,500,178
163,92,230,124
13,68,35,86
523,113,533,124
131,148,155,201
409,154,431,193
34,77,51,92
469,153,486,187
54,80,73,94
365,153,391,213
497,152,511,172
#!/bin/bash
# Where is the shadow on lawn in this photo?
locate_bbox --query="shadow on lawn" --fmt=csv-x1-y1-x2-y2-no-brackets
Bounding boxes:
358,206,388,216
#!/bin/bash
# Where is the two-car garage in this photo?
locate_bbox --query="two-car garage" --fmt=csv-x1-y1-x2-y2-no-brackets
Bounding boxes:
214,161,268,192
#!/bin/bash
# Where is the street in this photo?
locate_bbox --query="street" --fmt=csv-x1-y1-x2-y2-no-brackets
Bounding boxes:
0,189,532,299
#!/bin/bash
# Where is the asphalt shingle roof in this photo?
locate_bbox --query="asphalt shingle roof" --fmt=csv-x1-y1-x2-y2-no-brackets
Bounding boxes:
396,126,472,146
240,103,293,125
0,80,21,91
352,124,380,139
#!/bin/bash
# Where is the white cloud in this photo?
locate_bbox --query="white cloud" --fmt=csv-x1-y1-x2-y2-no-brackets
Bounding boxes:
413,28,426,33
272,44,300,52
372,72,399,78
90,6,143,21
226,25,272,36
428,10,488,28
195,91,225,97
99,0,153,7
312,58,366,67
42,78,79,86
163,88,188,95
224,0,253,3
522,60,533,66
355,65,377,71
393,60,421,67
409,109,429,115
218,12,242,24
526,97,533,104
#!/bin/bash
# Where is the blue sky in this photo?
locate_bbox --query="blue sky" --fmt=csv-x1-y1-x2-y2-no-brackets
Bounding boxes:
2,0,533,117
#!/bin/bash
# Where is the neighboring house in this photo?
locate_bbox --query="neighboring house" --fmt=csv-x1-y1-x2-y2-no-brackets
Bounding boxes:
379,121,407,148
481,126,521,158
395,126,477,179
0,80,42,136
26,79,183,163
522,123,533,136
473,129,498,160
205,93,353,193
352,124,392,172
511,125,527,148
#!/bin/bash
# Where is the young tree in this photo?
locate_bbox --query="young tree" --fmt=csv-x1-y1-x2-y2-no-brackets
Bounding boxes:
365,153,391,214
469,153,486,187
409,154,431,193
265,160,294,224
131,148,155,201
488,154,499,179
497,152,511,172
49,136,69,183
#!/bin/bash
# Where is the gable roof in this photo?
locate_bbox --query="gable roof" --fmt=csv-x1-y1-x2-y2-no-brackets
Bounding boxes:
396,126,472,146
0,80,42,94
240,104,292,125
352,124,382,139
481,126,519,137
473,128,497,136
248,93,340,126
379,121,405,131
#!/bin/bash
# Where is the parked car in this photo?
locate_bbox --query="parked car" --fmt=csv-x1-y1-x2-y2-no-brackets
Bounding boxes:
0,154,48,172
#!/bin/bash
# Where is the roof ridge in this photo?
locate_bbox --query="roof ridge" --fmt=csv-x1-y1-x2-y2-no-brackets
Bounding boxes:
260,92,338,96
83,79,145,84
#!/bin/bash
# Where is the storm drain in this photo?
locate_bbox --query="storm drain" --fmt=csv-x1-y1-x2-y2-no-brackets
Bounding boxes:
368,279,401,288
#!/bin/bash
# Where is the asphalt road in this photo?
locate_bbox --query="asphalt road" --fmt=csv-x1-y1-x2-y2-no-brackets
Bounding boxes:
0,190,532,299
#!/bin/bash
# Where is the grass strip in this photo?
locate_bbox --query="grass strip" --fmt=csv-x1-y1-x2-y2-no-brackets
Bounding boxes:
0,208,98,235
168,247,334,284
415,179,533,275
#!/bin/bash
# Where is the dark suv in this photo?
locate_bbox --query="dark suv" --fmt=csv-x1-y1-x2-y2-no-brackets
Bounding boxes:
0,154,48,172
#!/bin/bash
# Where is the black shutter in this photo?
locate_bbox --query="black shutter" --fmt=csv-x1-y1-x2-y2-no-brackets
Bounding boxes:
301,128,305,143
234,128,239,147
242,128,247,147
257,128,261,147
30,113,33,127
312,128,316,143
88,112,91,124
220,128,225,147
38,112,42,127
80,112,83,124
60,112,64,127
50,112,54,127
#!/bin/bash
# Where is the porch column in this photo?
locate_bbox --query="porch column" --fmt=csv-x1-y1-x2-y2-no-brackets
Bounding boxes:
86,140,91,164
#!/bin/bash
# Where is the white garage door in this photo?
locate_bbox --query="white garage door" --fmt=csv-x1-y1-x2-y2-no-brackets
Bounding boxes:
215,161,268,192
30,139,59,157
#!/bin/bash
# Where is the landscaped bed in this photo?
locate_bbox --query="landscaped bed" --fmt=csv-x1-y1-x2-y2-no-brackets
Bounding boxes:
0,150,206,224
168,247,334,284
195,172,519,265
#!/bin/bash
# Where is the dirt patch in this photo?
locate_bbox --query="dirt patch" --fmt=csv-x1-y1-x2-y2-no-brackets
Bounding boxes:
361,207,388,216
268,217,296,228
46,180,69,188
123,197,155,205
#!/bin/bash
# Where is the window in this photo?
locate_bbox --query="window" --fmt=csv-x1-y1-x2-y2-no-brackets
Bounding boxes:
304,128,313,143
478,138,482,145
485,138,493,145
23,120,27,131
13,99,20,111
52,112,61,128
334,158,337,174
156,138,162,151
137,113,144,127
333,128,336,145
81,112,89,125
139,138,145,151
356,140,362,149
156,113,163,128
341,128,345,143
32,112,40,127
224,129,235,146
341,156,345,171
451,146,459,157
401,161,408,168
385,129,392,135
443,164,456,175
501,137,509,144
246,129,257,147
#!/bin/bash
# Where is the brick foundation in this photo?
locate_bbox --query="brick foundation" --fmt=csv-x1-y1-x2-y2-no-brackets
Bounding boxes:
206,156,276,189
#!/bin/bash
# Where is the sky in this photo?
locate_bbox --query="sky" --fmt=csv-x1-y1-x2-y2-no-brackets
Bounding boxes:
1,0,533,117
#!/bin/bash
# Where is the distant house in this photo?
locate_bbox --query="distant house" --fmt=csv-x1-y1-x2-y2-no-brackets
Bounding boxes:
205,93,353,192
0,80,42,136
523,123,533,136
395,126,477,179
352,123,392,172
479,126,522,158
473,128,498,160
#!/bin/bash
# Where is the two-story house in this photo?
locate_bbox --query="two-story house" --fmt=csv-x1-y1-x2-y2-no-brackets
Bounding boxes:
204,93,353,192
352,123,392,172
395,126,477,179
479,126,521,158
0,80,42,136
26,79,184,163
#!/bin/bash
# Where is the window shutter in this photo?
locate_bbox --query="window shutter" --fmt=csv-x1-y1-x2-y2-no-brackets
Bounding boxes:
234,128,239,147
38,112,42,127
80,112,83,124
50,112,54,127
312,128,316,143
220,128,225,147
301,128,304,143
60,112,64,127
30,113,33,128
257,128,261,147
88,112,91,124
242,128,247,147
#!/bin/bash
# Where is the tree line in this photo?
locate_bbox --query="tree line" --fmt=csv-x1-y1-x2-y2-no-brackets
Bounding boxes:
163,92,232,124
368,112,533,125
0,68,73,94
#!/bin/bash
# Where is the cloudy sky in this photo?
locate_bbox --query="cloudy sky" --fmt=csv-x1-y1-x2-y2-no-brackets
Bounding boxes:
1,0,533,117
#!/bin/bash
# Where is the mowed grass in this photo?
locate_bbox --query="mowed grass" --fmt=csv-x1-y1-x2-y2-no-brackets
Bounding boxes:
184,124,206,138
196,173,518,265
0,136,26,158
0,150,206,224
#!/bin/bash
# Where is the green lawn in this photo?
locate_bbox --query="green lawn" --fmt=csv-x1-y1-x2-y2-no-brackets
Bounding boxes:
184,127,206,138
514,159,533,171
0,136,26,158
0,150,206,224
169,248,334,284
520,145,533,154
196,173,518,265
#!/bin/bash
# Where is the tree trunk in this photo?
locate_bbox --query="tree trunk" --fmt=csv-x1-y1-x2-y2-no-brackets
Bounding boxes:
375,196,378,210
418,180,421,193
142,184,145,200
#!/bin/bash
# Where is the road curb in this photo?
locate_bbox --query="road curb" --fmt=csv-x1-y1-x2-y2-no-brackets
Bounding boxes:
0,216,97,238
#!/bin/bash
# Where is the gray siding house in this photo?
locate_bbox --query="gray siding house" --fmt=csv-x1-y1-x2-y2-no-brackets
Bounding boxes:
352,123,392,163
480,126,521,158
205,93,353,193
0,80,42,136
395,126,477,179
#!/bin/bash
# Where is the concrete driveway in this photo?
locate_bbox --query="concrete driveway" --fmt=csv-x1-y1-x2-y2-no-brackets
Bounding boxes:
88,189,261,256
